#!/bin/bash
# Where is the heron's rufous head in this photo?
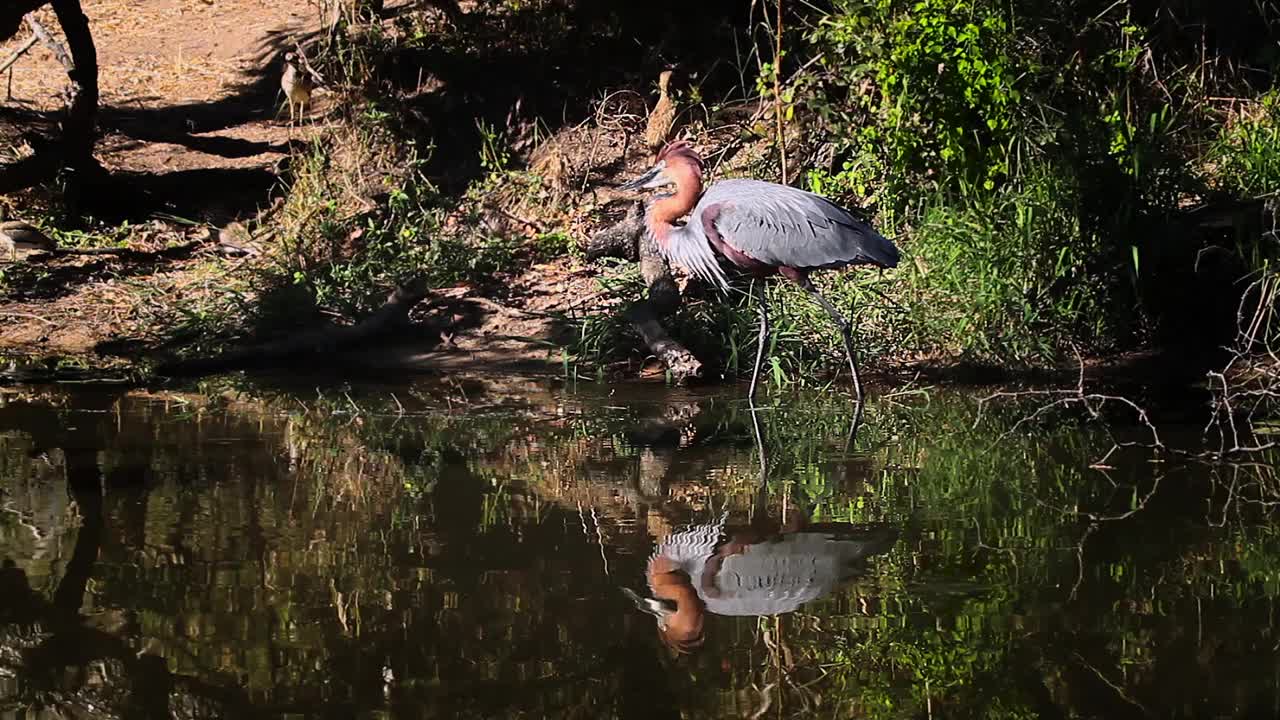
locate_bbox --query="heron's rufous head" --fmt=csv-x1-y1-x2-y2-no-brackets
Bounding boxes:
618,141,704,195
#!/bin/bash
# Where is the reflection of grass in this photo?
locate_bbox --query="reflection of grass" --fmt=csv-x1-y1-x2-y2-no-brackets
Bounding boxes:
683,389,1280,719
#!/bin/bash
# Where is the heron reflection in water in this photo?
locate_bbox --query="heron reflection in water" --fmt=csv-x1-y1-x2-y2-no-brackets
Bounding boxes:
624,408,896,653
627,513,896,653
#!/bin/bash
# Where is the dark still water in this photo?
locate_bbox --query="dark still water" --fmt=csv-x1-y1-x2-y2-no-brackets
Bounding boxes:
0,376,1277,719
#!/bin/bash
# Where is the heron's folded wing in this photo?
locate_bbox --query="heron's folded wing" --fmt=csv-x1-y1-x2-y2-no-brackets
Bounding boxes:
706,180,899,271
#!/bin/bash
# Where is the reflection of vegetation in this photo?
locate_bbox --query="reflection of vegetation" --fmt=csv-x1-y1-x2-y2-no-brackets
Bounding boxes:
1,380,1278,717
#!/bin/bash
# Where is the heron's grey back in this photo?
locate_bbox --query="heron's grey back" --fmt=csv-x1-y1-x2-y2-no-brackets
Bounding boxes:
702,529,895,617
698,179,899,272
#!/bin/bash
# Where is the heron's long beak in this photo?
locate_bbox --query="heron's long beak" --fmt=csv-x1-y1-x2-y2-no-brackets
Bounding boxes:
621,587,676,623
618,163,671,191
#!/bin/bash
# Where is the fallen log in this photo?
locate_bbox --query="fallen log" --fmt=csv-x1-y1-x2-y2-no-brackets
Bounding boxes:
584,201,703,382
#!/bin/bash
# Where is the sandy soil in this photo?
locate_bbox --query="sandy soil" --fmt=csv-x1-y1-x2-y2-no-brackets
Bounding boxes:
0,1,319,356
0,0,611,372
5,0,317,170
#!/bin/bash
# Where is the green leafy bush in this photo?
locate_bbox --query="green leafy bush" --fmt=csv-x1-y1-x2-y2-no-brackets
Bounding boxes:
899,168,1116,361
806,0,1024,202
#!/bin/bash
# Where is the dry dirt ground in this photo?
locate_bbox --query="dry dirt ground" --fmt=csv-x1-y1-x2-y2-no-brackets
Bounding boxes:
0,0,610,373
5,1,314,176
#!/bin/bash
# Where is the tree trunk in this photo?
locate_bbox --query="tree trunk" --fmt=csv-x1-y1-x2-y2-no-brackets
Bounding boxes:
0,0,99,195
50,0,98,170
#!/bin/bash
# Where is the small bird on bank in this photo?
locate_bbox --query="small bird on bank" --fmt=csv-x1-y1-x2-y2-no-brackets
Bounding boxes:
281,51,317,124
644,69,677,158
0,220,56,261
618,140,900,403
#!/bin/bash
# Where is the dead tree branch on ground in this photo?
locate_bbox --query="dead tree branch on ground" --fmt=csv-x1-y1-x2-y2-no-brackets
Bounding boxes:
583,201,703,382
0,33,38,75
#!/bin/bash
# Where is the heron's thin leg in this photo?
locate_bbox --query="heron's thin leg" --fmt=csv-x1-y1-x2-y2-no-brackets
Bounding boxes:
802,282,864,403
844,400,865,453
748,399,767,482
748,280,770,405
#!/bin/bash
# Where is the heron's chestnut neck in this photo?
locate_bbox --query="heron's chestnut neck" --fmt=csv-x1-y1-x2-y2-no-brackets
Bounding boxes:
647,555,706,654
645,161,703,245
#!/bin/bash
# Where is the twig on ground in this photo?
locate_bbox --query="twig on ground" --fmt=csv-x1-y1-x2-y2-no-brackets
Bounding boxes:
0,310,56,325
0,32,38,75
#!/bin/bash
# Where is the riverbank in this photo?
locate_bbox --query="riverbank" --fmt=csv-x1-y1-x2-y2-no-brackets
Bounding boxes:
1,0,1276,391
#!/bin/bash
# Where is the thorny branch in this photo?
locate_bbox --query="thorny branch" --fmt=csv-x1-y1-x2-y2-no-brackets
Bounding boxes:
974,347,1168,465
974,203,1280,465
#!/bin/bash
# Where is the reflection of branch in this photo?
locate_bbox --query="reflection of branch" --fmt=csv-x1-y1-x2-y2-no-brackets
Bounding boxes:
975,348,1167,467
748,682,777,720
977,337,1278,471
1038,473,1166,524
973,517,1020,584
1069,523,1098,601
1073,651,1153,717
7,451,260,717
53,449,103,615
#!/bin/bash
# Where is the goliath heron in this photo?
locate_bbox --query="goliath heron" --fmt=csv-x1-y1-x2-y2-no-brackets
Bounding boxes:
619,141,899,402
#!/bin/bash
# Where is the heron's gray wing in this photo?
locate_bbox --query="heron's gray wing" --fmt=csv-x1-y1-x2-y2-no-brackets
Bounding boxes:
701,527,897,617
701,538,833,616
703,180,899,271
